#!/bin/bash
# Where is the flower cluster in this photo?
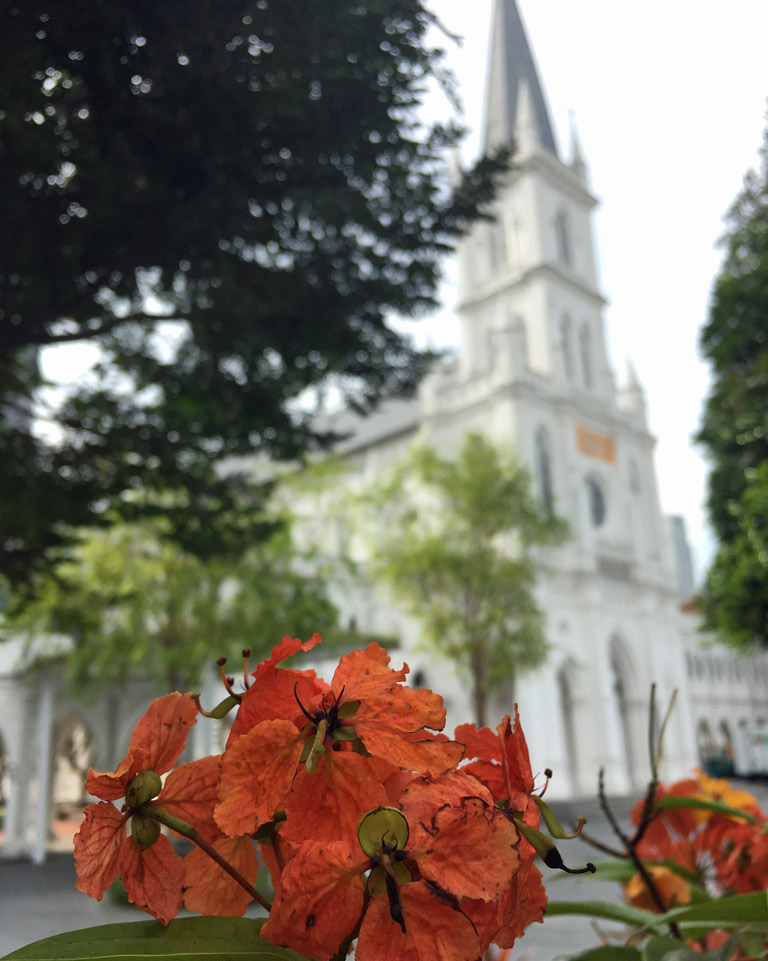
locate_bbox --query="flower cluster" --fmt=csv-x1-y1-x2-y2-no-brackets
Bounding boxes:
624,768,768,914
74,635,576,961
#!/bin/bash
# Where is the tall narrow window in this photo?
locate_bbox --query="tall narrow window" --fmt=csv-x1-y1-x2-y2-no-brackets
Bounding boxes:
554,209,572,266
488,211,507,271
535,428,554,515
559,313,573,381
579,323,592,388
585,476,606,527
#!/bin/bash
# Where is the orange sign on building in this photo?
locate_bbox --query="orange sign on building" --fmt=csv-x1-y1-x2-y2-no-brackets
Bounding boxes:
575,426,616,463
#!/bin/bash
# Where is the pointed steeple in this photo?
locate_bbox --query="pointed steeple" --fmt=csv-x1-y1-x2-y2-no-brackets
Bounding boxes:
568,112,588,180
482,0,558,157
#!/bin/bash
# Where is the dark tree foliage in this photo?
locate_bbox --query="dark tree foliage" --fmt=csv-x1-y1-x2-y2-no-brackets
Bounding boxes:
696,113,768,648
0,0,507,593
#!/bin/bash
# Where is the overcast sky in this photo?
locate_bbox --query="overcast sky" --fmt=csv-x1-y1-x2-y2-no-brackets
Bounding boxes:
419,0,768,577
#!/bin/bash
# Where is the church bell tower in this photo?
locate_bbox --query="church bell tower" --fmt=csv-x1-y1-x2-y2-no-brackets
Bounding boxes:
421,0,696,795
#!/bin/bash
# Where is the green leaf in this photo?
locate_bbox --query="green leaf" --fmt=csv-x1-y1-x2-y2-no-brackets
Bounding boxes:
654,890,768,939
1,917,309,961
544,899,664,933
654,795,761,825
642,936,687,961
586,860,639,883
643,932,742,961
567,947,642,961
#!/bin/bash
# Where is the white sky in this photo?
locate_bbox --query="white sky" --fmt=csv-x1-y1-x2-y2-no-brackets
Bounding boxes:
419,0,768,578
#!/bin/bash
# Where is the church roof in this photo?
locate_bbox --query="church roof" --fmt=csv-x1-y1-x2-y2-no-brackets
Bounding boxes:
482,0,558,157
321,394,422,455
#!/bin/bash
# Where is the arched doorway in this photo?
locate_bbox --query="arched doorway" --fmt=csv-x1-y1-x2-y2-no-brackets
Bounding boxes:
49,715,94,851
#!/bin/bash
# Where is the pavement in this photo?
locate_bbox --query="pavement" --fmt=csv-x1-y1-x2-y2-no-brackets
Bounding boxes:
1,784,766,960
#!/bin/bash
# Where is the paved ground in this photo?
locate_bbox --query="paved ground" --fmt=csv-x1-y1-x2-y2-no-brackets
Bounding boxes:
1,784,766,959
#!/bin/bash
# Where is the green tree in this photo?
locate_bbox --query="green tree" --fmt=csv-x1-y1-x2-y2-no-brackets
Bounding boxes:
0,0,508,592
9,517,339,692
696,113,768,649
365,433,568,726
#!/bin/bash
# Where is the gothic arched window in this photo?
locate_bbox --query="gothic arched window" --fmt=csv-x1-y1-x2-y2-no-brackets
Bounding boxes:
535,428,554,514
585,476,606,527
579,323,593,388
555,208,572,266
559,313,573,381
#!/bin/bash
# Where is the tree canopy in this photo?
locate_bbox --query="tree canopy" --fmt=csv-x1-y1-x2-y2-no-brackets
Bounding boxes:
10,517,339,692
0,0,507,592
696,113,768,649
364,433,568,726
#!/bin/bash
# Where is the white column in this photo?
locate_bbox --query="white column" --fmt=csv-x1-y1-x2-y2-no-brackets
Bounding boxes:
31,678,55,865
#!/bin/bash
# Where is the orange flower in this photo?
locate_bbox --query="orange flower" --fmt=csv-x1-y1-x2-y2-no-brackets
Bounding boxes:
216,641,463,847
74,692,212,924
625,865,691,912
456,706,539,842
263,774,521,961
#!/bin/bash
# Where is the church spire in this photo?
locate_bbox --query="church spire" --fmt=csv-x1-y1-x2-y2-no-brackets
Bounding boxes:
482,0,558,157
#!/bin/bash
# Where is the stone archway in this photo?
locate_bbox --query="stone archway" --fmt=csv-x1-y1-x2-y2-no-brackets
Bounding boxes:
48,713,94,851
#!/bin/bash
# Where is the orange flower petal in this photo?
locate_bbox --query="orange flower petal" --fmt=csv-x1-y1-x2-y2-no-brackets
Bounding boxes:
464,857,548,949
74,802,126,898
331,643,407,701
498,708,534,801
455,723,500,762
255,633,323,680
400,771,494,827
261,840,365,961
461,759,507,800
128,692,198,775
357,883,481,961
118,832,185,924
625,865,691,913
84,753,138,802
183,836,259,916
282,752,390,850
227,635,327,745
158,755,222,843
411,797,520,901
354,722,463,777
216,719,305,837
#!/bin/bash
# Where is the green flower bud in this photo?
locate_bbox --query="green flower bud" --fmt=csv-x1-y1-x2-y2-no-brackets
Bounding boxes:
126,769,162,809
131,815,161,850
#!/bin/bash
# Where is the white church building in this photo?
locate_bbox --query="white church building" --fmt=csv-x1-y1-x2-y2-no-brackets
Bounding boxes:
299,0,768,797
2,0,768,862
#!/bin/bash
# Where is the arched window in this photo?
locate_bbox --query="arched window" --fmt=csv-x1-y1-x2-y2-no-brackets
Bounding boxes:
559,313,573,381
579,323,593,388
554,208,572,266
535,428,554,515
585,476,606,527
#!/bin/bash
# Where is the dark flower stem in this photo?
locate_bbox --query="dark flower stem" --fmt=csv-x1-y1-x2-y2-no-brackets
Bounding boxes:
597,769,681,939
